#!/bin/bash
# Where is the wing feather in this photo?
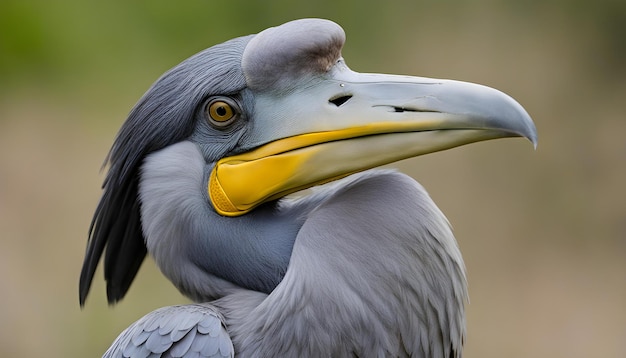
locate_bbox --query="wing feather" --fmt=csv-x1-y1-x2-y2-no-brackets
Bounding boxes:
104,304,233,358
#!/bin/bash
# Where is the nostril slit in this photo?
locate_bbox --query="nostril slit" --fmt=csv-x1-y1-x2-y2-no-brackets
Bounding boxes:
393,106,440,113
329,95,353,107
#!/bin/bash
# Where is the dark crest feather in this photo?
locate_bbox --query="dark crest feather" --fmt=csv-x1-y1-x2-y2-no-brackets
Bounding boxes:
79,36,250,305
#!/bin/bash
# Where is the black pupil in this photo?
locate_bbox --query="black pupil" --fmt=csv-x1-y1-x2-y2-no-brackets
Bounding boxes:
216,105,227,117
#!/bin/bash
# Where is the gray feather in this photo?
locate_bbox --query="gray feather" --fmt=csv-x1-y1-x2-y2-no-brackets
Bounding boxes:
168,327,195,357
139,141,300,300
104,304,233,358
79,29,252,306
137,138,467,356
208,171,467,357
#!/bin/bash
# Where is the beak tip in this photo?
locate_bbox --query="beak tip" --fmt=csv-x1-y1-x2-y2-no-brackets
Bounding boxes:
530,133,538,149
520,111,538,150
498,91,537,150
518,119,538,151
520,116,538,149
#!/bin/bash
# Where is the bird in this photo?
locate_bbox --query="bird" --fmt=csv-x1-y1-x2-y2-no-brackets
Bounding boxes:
79,18,536,358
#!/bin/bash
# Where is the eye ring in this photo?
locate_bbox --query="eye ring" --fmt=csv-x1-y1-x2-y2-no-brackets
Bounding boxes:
205,98,239,128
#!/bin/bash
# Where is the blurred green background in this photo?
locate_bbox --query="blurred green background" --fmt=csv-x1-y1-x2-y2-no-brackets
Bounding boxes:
1,0,624,357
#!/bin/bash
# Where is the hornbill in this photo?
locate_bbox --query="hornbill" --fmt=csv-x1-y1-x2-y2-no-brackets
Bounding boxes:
79,18,536,357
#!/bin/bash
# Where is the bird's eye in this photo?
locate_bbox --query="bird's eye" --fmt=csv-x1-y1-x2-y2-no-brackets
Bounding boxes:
205,98,238,128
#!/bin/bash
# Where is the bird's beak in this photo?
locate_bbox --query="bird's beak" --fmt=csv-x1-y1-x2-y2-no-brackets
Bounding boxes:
209,69,537,216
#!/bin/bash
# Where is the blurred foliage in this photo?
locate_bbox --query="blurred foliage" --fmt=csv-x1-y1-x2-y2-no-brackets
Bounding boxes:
1,0,625,357
1,0,624,92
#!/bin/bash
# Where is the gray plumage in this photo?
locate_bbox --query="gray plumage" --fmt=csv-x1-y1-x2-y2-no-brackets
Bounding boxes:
80,18,536,358
104,303,233,358
138,142,465,356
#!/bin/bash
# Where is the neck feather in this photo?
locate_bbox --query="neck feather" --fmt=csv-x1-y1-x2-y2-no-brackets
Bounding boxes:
139,141,302,300
216,171,468,357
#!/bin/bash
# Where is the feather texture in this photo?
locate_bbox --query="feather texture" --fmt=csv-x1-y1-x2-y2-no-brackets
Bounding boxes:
104,304,233,358
213,170,467,357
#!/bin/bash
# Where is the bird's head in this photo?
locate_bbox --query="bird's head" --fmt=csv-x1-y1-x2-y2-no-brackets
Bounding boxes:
80,18,536,305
